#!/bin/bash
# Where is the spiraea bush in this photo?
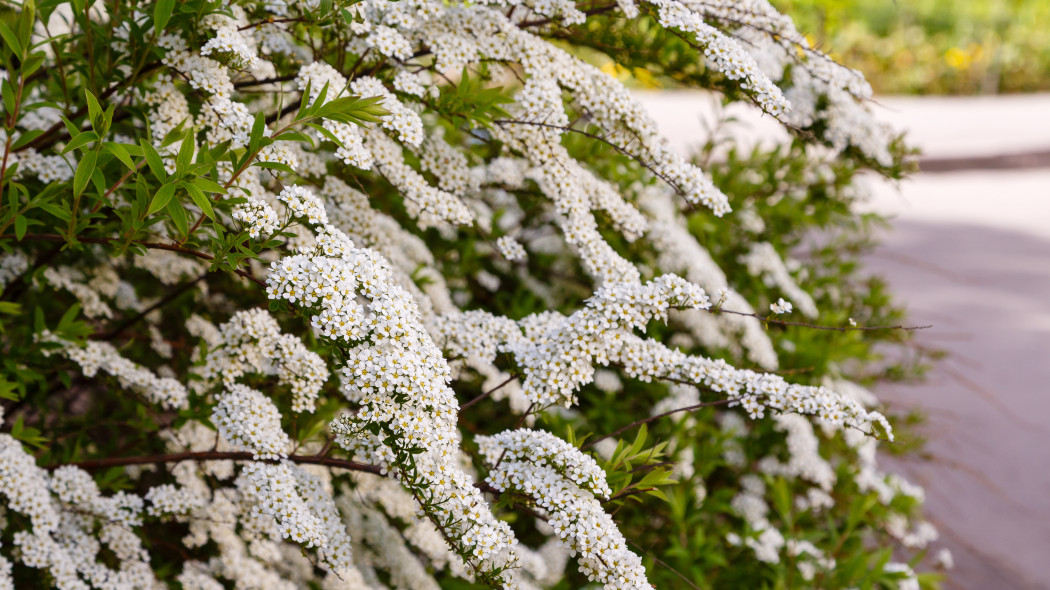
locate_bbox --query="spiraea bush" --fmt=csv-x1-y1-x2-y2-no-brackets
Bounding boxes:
0,0,945,587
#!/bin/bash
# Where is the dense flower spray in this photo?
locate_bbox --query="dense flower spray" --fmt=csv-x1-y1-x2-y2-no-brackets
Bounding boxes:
0,0,939,587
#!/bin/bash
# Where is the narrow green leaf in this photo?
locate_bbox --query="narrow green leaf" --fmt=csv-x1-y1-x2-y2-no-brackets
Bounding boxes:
192,177,226,194
139,139,167,181
21,53,45,78
305,122,344,147
166,197,188,236
62,130,99,154
12,129,44,150
184,182,214,220
103,142,136,169
57,302,81,331
296,80,314,120
147,182,175,216
0,23,23,58
1,79,15,116
84,89,102,130
73,150,97,197
39,202,70,221
176,128,194,171
14,215,27,240
17,0,35,49
253,161,294,174
275,130,314,147
248,113,265,151
58,115,80,137
154,0,175,33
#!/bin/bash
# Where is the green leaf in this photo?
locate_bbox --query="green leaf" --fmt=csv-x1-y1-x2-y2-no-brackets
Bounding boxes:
12,129,44,150
0,377,18,401
103,142,136,169
57,302,81,332
305,122,344,147
184,182,214,220
84,89,103,130
62,130,99,154
166,197,188,236
57,115,80,137
296,80,314,120
14,215,27,240
310,95,388,126
20,53,45,78
17,0,35,49
275,130,314,147
139,139,167,181
73,150,97,197
0,22,24,58
154,0,175,33
248,113,266,151
176,128,195,171
252,161,294,174
1,79,15,116
192,177,226,194
147,182,175,216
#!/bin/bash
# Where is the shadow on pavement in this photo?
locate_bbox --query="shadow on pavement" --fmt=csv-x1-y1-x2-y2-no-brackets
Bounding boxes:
864,220,1050,590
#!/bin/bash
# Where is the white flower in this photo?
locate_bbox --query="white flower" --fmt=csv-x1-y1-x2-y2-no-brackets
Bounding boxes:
770,298,793,315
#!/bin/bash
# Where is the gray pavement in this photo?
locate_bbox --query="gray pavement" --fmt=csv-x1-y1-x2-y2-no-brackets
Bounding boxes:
637,92,1050,590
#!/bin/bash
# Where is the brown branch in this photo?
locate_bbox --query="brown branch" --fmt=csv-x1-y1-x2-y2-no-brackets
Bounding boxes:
15,62,163,154
460,375,517,410
95,273,209,340
712,307,931,333
238,17,307,31
234,73,298,89
493,118,685,195
47,450,385,476
2,233,266,287
583,397,739,450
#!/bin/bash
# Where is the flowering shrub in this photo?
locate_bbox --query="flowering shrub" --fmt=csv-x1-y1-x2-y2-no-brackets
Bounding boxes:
0,0,945,588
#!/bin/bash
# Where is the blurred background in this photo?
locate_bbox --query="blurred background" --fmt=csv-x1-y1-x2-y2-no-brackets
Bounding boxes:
638,1,1050,588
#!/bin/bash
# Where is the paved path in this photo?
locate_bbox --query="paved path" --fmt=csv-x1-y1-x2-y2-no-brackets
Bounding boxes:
637,92,1050,590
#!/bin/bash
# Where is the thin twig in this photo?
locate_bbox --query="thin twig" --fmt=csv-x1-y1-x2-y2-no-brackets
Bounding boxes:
460,375,516,410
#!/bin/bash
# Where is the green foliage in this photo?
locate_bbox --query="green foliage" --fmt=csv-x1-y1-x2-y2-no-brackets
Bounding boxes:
776,0,1050,94
0,0,937,587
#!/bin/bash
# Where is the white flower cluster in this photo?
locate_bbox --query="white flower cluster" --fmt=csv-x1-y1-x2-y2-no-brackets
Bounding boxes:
757,414,836,491
495,236,528,262
440,274,892,437
200,14,261,70
640,187,777,369
0,252,27,291
266,218,520,579
199,308,329,412
145,483,206,516
231,198,280,239
42,266,112,319
742,242,818,317
647,0,790,116
9,148,74,183
0,437,157,589
277,184,329,226
45,336,189,409
212,384,291,460
237,462,325,550
769,297,793,315
478,429,612,497
480,431,650,589
365,25,413,59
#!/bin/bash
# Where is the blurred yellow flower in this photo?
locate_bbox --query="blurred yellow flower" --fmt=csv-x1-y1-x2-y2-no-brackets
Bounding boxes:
945,46,972,70
599,61,631,81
